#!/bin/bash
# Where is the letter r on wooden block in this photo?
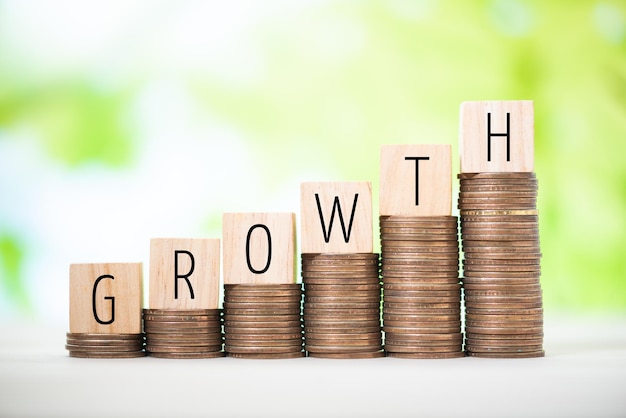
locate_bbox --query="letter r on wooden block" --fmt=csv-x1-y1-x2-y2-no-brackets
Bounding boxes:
223,213,296,284
460,100,534,173
380,144,452,216
149,238,220,309
300,182,372,253
69,263,143,334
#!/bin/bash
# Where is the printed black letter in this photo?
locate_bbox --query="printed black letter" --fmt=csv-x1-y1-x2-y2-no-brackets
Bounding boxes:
487,112,510,162
404,156,430,206
92,274,115,325
315,193,359,243
246,224,272,274
174,250,195,299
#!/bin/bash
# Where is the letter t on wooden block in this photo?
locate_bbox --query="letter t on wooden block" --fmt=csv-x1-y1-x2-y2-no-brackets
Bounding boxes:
300,182,372,253
223,213,296,284
460,100,534,173
380,144,452,216
69,263,143,334
149,238,220,309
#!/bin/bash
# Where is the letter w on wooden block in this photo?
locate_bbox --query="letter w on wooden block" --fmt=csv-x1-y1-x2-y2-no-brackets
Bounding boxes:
69,263,143,334
380,144,452,216
301,182,372,253
460,100,534,173
149,238,220,309
223,213,296,284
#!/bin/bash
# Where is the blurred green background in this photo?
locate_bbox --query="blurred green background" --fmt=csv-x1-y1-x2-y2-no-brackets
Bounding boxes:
0,0,625,324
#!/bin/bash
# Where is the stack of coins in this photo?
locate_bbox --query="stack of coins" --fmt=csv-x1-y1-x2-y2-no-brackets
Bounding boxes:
380,216,464,359
458,172,544,358
223,284,304,359
66,333,145,358
143,309,224,359
301,253,383,359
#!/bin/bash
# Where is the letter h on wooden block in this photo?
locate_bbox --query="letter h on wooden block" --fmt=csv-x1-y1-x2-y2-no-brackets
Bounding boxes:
223,213,296,284
69,263,143,334
460,100,534,173
149,238,220,309
380,144,452,216
300,182,373,253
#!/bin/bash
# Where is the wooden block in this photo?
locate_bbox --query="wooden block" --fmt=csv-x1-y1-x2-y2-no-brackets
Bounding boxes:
380,144,452,216
460,100,534,173
149,238,220,309
223,213,296,284
300,182,372,254
69,263,143,334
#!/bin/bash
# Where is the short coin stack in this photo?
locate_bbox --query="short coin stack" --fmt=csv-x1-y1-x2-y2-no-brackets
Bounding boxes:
223,284,304,359
66,333,145,358
143,309,224,359
458,172,544,358
302,253,383,358
380,216,464,359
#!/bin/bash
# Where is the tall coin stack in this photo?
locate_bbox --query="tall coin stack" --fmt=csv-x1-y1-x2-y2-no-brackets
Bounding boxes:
223,284,304,359
66,333,145,358
143,309,224,359
380,216,464,359
458,172,544,358
302,253,384,358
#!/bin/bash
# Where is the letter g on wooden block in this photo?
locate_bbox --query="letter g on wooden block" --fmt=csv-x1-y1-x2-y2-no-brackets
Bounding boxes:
69,263,143,334
149,238,220,309
222,213,296,284
300,182,373,254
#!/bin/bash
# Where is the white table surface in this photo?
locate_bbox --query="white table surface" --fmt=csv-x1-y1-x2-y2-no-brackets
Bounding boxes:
1,313,625,418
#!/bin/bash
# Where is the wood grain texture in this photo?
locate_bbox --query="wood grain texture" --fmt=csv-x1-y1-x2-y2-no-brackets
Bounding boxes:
149,238,220,309
69,263,143,334
222,213,296,284
460,100,534,173
380,144,452,216
300,182,372,254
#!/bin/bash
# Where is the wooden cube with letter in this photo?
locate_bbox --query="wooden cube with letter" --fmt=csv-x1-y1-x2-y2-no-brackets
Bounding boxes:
67,262,145,358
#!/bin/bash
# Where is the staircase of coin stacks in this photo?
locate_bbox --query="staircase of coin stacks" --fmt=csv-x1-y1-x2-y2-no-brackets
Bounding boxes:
66,100,544,359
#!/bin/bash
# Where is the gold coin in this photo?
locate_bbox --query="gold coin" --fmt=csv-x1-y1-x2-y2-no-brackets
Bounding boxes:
460,209,538,216
146,345,223,354
304,326,381,334
385,351,465,359
383,319,460,328
223,339,302,348
143,309,220,316
149,351,225,359
223,308,301,316
383,307,460,316
458,172,536,179
384,335,462,346
223,320,302,328
65,337,144,346
385,332,463,342
225,345,303,354
384,344,462,353
68,351,146,359
228,351,305,359
465,337,543,347
305,344,383,353
223,313,301,321
302,278,381,285
380,215,457,222
307,351,385,359
383,313,460,322
383,325,460,334
65,344,143,352
466,351,544,358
